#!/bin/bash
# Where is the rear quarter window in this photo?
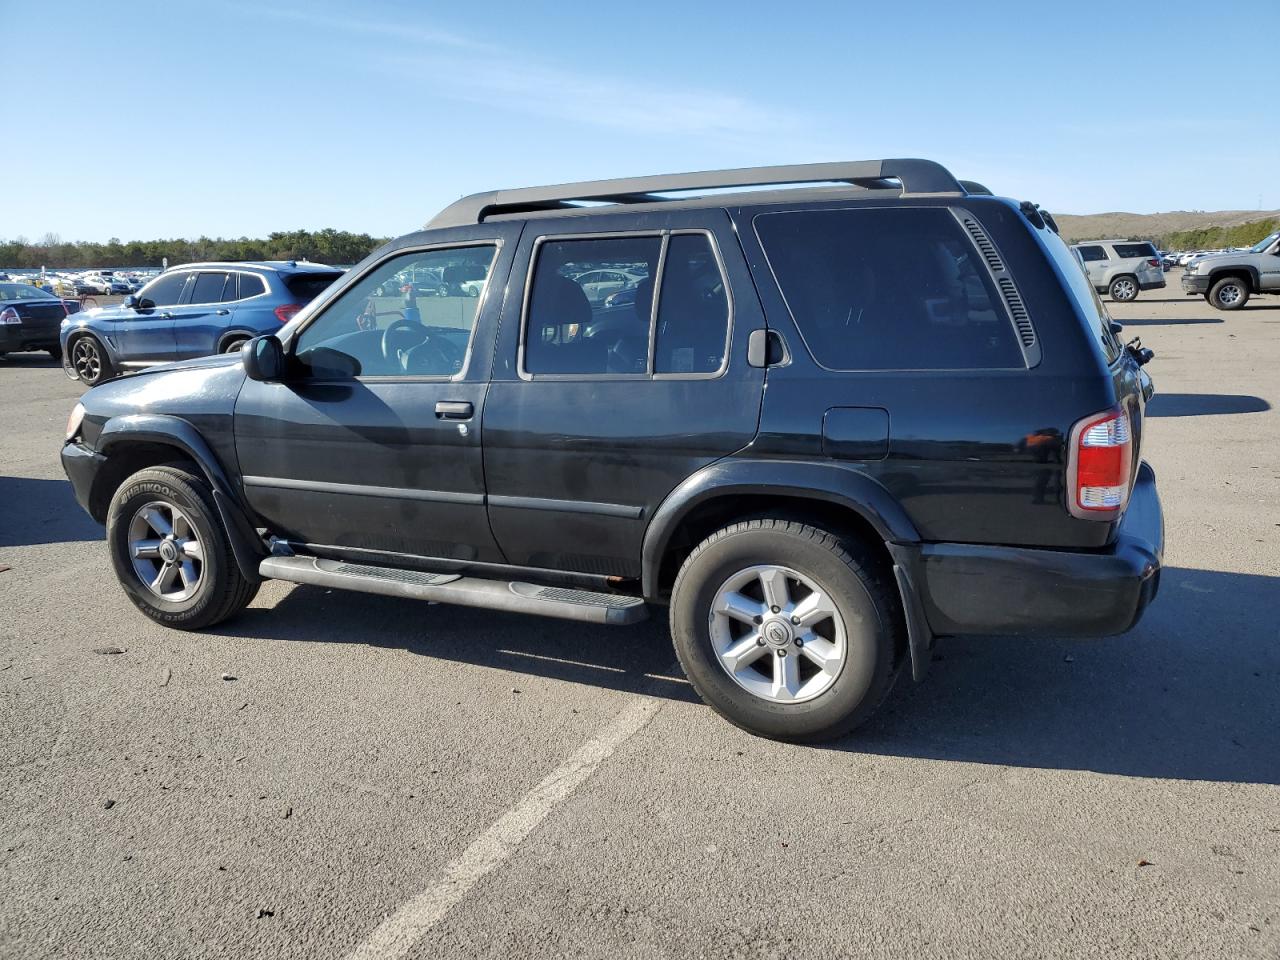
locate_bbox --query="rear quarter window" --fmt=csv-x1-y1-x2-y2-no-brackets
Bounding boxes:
284,272,343,302
1042,230,1122,364
1112,242,1157,260
754,206,1024,370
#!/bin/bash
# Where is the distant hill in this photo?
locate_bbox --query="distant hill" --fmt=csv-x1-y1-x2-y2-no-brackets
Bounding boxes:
1055,209,1280,245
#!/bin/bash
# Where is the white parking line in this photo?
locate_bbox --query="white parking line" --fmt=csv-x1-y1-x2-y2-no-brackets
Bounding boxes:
344,691,665,960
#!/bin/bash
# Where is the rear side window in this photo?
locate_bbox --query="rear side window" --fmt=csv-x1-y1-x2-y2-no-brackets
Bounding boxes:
190,272,229,305
284,272,342,302
239,274,267,299
755,207,1024,370
1043,231,1122,364
220,274,239,302
654,234,729,374
523,236,661,375
1112,242,1157,260
1076,245,1108,262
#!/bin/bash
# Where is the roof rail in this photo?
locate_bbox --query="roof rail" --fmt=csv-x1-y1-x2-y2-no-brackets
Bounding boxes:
426,158,967,229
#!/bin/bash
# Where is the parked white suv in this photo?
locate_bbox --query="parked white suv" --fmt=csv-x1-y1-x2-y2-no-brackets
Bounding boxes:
1070,240,1166,302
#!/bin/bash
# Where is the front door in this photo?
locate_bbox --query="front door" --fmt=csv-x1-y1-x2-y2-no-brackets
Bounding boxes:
115,269,192,362
483,209,765,578
233,227,520,562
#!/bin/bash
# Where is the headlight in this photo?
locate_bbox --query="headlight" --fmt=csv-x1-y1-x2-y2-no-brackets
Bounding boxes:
66,402,85,441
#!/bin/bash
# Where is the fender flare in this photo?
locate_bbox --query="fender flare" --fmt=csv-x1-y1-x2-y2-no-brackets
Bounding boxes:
97,414,265,583
641,458,921,598
1207,264,1260,292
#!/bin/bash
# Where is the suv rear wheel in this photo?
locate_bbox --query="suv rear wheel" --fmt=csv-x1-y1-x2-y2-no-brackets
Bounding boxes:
106,465,258,629
1208,276,1250,310
669,518,901,742
1108,275,1139,302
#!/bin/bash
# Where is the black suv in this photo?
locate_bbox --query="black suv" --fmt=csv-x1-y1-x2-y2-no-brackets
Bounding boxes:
61,159,1163,741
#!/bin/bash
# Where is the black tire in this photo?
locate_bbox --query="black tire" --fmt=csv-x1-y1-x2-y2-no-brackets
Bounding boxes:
106,465,258,630
221,336,249,354
69,333,112,386
1208,276,1250,311
669,518,902,742
1108,275,1139,302
47,344,63,361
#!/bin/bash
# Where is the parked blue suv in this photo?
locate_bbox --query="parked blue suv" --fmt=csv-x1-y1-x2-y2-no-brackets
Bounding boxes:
61,261,343,385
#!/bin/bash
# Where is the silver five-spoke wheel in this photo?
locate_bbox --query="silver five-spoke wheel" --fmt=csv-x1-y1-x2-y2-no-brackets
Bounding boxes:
128,501,204,601
708,564,846,703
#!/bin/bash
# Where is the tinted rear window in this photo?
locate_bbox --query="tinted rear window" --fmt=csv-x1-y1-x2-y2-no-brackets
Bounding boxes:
1112,242,1157,260
284,272,342,302
1043,231,1122,364
754,207,1023,370
238,274,267,298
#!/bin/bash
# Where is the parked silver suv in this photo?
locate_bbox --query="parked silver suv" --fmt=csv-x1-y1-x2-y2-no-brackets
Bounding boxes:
1071,240,1166,302
1181,230,1280,310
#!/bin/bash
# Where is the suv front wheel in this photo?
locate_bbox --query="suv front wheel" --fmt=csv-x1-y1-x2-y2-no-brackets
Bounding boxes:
106,465,259,629
670,518,901,742
1207,276,1250,311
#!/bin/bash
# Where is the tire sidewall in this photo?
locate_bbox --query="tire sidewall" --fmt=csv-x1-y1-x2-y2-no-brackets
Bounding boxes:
107,471,228,626
1211,278,1247,310
670,526,896,740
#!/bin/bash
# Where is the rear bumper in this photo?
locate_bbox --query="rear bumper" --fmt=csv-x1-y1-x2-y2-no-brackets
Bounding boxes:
0,325,60,352
907,462,1163,638
1139,278,1166,291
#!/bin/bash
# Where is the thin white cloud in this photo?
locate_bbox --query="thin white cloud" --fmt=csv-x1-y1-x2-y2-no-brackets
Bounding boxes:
235,3,493,51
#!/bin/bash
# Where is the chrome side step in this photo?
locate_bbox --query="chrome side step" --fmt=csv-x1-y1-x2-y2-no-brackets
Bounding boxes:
258,556,649,626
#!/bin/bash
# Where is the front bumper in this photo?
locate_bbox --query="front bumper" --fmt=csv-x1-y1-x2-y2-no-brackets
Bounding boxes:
62,441,106,519
1181,273,1210,294
909,462,1163,638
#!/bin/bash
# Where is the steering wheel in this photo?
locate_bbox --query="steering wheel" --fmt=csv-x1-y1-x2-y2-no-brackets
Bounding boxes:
400,332,464,375
381,317,428,361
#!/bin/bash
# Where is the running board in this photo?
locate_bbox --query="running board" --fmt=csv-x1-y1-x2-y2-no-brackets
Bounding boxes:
258,556,648,626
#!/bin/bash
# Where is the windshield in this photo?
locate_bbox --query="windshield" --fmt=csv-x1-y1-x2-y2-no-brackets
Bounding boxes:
0,283,58,302
1249,231,1280,254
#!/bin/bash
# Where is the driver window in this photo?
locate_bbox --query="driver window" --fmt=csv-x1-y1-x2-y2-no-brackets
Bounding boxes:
293,244,497,378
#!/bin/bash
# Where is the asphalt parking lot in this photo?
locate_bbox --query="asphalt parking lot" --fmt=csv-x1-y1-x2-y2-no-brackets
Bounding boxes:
2,276,1278,959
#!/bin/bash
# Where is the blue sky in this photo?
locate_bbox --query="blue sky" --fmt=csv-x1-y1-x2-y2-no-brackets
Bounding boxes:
4,0,1277,241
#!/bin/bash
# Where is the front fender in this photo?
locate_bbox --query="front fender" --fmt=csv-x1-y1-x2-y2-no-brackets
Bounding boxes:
1207,264,1261,291
97,414,264,583
640,457,921,600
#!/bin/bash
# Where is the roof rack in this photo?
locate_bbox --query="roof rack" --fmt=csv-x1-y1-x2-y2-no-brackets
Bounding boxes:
426,158,968,229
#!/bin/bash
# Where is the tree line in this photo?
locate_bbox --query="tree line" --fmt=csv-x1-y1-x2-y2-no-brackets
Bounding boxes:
1159,217,1279,253
0,229,389,270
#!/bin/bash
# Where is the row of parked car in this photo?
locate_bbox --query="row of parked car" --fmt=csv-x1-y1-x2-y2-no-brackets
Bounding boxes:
0,269,156,298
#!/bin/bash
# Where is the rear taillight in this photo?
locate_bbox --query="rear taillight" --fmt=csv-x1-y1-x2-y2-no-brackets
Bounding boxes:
1146,258,1160,267
1068,407,1133,519
274,303,302,324
0,307,20,325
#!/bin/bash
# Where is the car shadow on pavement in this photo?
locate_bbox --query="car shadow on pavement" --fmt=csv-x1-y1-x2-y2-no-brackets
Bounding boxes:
1146,393,1271,417
848,566,1280,785
211,585,701,703
213,565,1278,784
0,353,63,368
0,476,103,547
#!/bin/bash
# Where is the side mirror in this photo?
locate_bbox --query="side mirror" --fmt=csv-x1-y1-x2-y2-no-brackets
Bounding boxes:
243,335,285,381
123,295,139,309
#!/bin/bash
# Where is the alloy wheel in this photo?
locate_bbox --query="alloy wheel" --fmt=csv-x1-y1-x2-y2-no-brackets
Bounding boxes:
708,564,847,703
128,501,205,601
71,338,101,382
1217,284,1242,306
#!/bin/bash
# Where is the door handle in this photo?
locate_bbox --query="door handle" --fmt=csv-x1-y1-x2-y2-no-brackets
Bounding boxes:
435,400,473,420
215,308,230,315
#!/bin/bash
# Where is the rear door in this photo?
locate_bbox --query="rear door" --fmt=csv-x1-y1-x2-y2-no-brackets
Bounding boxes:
483,208,764,578
171,270,234,359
